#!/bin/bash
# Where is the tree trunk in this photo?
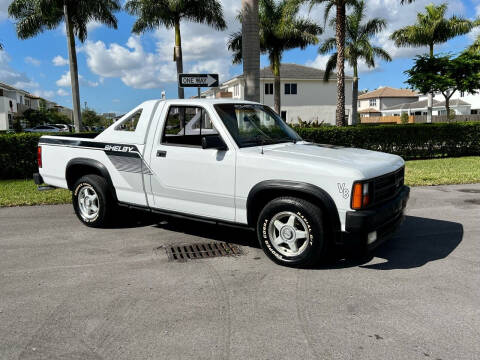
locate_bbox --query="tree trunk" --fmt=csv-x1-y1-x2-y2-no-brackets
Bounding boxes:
241,0,260,102
335,2,346,126
272,54,281,115
445,96,450,120
174,20,184,99
351,63,358,125
64,4,82,132
427,43,434,123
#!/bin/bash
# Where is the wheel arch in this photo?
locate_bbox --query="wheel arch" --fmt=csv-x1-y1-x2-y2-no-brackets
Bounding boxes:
246,180,341,240
66,158,117,201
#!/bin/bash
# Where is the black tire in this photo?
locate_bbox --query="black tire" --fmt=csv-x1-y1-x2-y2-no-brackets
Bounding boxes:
257,197,328,267
72,174,115,228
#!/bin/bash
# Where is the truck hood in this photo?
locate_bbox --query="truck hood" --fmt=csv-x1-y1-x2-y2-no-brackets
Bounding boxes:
261,142,404,179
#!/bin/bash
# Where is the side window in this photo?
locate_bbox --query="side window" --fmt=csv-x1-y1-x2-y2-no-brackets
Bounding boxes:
162,106,218,147
115,110,142,132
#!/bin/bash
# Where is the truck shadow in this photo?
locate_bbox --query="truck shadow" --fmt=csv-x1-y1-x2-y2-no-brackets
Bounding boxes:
355,215,464,270
124,213,464,270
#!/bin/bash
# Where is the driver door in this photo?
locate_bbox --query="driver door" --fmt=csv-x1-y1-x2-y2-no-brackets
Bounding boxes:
148,105,236,221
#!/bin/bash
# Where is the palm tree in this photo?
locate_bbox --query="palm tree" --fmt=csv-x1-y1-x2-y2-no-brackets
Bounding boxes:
390,3,475,122
319,0,391,124
228,0,322,114
305,0,356,126
241,0,260,102
125,0,226,99
9,0,121,132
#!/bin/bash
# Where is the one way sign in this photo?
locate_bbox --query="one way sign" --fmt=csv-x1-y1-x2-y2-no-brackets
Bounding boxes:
178,73,219,88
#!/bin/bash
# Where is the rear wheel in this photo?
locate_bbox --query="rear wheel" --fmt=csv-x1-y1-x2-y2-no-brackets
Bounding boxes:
72,175,115,228
257,197,328,267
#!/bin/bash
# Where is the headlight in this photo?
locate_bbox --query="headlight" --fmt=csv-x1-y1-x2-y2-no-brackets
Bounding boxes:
351,181,373,210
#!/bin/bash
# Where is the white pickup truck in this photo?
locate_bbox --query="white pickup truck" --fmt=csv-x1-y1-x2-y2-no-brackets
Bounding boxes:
35,99,409,266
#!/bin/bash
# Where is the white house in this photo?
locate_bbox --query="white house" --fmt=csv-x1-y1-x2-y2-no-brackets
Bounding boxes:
0,81,72,131
418,91,480,115
358,87,419,117
382,98,471,116
201,63,353,125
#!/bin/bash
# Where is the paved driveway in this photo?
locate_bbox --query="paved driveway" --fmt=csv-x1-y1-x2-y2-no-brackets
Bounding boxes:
0,184,479,360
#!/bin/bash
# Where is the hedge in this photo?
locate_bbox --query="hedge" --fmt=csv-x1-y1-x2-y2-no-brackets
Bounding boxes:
1,123,480,180
295,122,480,160
0,132,98,180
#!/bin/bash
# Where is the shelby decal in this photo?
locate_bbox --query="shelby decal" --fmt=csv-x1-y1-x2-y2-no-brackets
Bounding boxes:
104,145,136,153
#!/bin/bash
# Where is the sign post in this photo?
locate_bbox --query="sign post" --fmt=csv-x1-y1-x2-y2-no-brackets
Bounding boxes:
178,74,219,88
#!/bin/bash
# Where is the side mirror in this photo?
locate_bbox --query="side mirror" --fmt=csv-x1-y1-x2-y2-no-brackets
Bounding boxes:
202,135,228,151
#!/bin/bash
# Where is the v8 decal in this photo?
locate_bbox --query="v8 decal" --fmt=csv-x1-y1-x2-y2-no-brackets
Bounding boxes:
337,183,350,199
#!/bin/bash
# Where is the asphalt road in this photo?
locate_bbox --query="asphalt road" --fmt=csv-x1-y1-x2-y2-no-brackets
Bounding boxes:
1,184,479,360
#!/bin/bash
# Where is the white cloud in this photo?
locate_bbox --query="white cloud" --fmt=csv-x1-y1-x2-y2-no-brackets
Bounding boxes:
25,56,41,66
0,0,12,21
32,89,55,99
56,71,99,88
80,0,241,89
0,50,37,88
57,88,69,96
80,36,177,89
52,55,69,66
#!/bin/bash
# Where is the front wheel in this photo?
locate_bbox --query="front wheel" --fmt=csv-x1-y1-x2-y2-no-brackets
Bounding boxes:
257,197,328,267
72,175,115,228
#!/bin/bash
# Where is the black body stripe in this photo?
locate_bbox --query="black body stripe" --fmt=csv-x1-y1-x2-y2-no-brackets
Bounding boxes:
38,137,141,158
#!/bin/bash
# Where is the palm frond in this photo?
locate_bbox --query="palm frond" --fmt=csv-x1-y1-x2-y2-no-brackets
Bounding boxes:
324,52,337,81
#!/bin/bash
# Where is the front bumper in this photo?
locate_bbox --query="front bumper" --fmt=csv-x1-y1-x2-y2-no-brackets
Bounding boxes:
343,186,410,250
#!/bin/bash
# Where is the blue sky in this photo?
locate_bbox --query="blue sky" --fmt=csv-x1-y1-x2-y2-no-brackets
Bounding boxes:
0,0,479,115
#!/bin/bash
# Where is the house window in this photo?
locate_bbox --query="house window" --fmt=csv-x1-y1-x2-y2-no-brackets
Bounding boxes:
281,111,287,121
285,83,297,95
8,114,13,130
460,91,465,97
233,84,240,98
265,83,273,95
162,106,218,147
369,99,377,107
471,109,478,115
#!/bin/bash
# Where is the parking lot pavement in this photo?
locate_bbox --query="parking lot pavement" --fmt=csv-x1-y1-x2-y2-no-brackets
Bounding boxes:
0,184,479,360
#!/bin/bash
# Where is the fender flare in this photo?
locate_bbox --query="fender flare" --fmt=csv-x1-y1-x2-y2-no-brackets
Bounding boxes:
246,180,341,235
66,158,117,201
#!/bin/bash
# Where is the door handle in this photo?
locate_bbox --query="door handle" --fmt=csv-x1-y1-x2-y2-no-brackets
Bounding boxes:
157,150,167,158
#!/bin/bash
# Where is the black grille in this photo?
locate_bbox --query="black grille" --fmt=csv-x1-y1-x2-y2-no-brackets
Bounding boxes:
373,167,405,205
165,242,243,262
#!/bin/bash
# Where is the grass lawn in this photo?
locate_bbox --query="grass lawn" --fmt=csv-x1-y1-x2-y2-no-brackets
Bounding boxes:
405,156,480,186
0,156,479,207
0,179,71,207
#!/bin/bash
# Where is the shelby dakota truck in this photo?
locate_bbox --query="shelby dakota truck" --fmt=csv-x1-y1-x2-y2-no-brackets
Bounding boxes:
35,99,409,267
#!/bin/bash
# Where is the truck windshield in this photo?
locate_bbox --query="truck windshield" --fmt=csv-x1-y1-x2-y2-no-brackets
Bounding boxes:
214,103,302,148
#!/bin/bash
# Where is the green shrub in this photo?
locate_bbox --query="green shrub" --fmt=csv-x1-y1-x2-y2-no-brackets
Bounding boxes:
0,132,98,179
295,122,480,160
400,112,409,124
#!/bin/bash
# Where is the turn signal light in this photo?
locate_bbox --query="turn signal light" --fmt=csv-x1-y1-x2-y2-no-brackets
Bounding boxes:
37,146,42,168
351,182,371,210
352,183,363,209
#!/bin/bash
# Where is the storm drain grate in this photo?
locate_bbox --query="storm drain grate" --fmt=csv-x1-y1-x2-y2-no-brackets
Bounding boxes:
165,242,243,262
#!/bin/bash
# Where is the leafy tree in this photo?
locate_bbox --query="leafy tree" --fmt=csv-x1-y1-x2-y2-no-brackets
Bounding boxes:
405,53,480,118
8,0,121,132
228,0,322,114
82,109,107,128
125,0,226,99
390,3,476,122
319,0,391,124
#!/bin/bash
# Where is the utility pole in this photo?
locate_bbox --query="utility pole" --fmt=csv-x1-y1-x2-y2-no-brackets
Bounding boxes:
241,0,260,102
